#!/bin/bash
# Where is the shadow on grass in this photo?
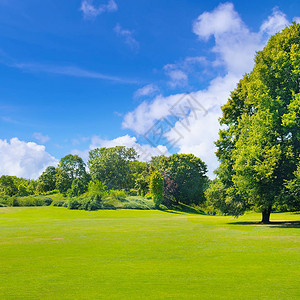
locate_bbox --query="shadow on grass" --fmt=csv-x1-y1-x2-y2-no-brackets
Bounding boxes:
228,221,300,228
167,204,205,215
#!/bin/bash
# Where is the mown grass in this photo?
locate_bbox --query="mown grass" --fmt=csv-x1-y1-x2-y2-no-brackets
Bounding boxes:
0,207,299,299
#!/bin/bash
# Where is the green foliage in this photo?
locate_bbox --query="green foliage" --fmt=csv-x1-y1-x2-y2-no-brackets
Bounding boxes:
108,189,127,200
128,189,138,196
56,154,89,194
37,166,56,192
150,171,163,208
88,146,138,190
213,23,300,222
87,180,107,197
51,199,67,207
17,184,29,196
67,178,87,197
0,175,18,196
6,195,53,207
122,196,155,210
68,195,106,211
151,154,208,205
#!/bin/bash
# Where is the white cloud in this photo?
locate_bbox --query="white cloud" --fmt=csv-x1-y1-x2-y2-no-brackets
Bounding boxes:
123,3,294,177
114,24,139,51
293,17,300,24
0,138,58,179
72,134,170,162
134,84,159,98
193,3,242,40
164,66,188,88
260,7,289,36
33,132,50,144
12,63,137,84
80,0,117,18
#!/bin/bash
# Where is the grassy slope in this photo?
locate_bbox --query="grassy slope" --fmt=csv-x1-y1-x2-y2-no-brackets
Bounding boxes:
0,207,299,299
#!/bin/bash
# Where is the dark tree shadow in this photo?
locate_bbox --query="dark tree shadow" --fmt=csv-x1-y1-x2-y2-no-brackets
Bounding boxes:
228,221,300,228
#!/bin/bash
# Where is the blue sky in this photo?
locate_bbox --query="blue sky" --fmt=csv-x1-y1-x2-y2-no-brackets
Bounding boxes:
0,0,299,178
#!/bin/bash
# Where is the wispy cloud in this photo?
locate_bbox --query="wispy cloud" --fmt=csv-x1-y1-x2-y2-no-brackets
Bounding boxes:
33,132,50,144
80,0,117,18
134,84,159,99
114,23,139,51
0,116,21,125
12,62,138,84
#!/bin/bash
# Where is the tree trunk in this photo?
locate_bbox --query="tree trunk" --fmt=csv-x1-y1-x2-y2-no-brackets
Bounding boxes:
261,207,271,224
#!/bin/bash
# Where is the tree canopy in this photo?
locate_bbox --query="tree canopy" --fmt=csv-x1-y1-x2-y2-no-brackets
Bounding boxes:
209,23,300,223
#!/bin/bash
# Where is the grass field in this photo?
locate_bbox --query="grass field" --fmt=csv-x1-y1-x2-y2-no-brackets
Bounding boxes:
0,207,299,299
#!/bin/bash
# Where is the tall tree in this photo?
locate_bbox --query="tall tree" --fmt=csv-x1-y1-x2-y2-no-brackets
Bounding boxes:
88,146,138,190
211,23,300,223
56,154,88,194
152,154,208,205
38,166,56,192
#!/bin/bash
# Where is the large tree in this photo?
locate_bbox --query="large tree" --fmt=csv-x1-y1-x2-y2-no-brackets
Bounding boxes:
37,166,56,192
152,154,208,205
211,23,300,223
88,146,138,190
56,154,88,194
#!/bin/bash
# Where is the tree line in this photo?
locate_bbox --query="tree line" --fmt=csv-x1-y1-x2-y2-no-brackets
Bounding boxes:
0,148,209,208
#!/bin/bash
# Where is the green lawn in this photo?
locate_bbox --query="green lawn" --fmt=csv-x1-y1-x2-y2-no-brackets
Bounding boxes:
0,207,299,299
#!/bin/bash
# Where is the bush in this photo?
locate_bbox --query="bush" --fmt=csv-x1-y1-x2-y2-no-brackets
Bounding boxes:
128,189,138,196
123,196,155,210
68,198,80,210
68,195,103,211
108,189,127,200
52,200,67,207
150,171,163,208
6,196,53,207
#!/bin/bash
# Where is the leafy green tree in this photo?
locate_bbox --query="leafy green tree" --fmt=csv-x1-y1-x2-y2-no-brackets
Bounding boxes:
153,154,208,205
38,166,56,192
56,169,71,194
68,178,86,197
150,171,163,208
18,184,29,196
212,23,300,223
56,154,88,194
88,146,138,190
285,159,300,211
87,180,107,197
0,175,18,196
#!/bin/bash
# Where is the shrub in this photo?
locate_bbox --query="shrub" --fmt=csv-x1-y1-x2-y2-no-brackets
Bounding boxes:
52,200,67,207
68,198,80,210
88,180,107,197
150,171,163,208
8,197,19,207
128,189,138,196
68,195,103,211
6,196,53,207
108,189,127,200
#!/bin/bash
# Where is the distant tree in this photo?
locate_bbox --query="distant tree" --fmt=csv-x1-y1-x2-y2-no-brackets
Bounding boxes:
56,169,71,194
18,184,29,196
56,154,88,194
88,146,138,190
152,154,208,205
68,178,86,197
150,171,163,208
38,166,56,192
0,175,18,196
87,180,107,197
162,173,178,204
211,23,300,223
